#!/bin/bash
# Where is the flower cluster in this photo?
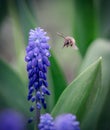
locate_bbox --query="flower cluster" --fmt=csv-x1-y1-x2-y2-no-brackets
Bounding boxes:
25,27,51,118
55,114,80,130
38,113,80,130
38,114,55,130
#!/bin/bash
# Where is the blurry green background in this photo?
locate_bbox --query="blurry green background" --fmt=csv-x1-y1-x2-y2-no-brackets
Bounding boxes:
0,0,110,130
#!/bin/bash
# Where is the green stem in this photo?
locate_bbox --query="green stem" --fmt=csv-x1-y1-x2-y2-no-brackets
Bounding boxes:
35,108,40,130
35,92,40,130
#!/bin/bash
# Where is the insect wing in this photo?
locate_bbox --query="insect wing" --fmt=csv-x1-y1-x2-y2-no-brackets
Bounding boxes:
72,44,78,50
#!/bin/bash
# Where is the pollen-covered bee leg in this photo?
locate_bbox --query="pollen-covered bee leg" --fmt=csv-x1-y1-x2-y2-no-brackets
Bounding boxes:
63,42,67,47
66,44,69,47
63,44,66,48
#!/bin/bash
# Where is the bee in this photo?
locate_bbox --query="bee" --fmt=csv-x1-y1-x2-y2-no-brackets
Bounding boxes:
57,32,78,49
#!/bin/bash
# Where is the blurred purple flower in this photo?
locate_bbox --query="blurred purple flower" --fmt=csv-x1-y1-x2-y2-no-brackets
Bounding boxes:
54,114,80,130
38,113,55,130
38,113,80,130
25,27,51,114
0,109,26,130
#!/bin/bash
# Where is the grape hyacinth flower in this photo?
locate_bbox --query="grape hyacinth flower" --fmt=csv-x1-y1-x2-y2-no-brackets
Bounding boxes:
25,27,51,122
38,113,80,130
54,114,80,130
38,114,55,130
0,109,25,130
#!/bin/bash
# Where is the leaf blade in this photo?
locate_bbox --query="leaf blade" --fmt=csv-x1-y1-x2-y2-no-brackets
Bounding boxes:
79,39,110,130
51,57,102,120
0,59,29,116
73,0,99,56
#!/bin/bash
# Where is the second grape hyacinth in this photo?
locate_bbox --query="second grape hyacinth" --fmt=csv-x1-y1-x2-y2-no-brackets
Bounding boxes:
38,113,80,130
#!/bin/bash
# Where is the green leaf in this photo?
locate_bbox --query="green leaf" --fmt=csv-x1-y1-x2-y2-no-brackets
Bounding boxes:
15,0,36,43
79,39,110,130
97,0,110,39
47,52,67,112
73,0,99,56
8,0,36,44
0,59,30,116
51,58,102,129
0,0,8,24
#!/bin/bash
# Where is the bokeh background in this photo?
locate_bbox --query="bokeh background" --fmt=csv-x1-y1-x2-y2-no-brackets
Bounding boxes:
0,0,110,130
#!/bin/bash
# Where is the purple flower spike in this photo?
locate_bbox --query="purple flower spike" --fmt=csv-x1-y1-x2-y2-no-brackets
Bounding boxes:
38,114,55,130
55,114,80,130
25,27,51,115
